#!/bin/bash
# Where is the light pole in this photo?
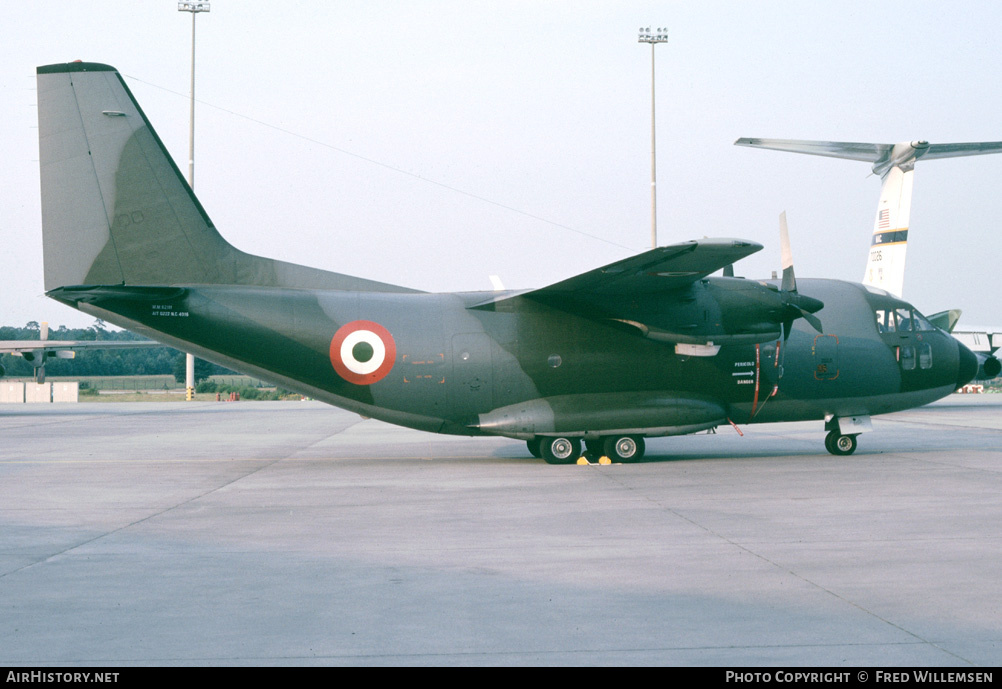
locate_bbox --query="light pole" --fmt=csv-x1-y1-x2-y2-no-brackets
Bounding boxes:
178,1,210,399
638,26,667,250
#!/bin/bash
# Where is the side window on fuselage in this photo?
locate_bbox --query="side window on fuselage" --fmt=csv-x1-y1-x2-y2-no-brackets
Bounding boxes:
918,342,933,369
900,345,916,370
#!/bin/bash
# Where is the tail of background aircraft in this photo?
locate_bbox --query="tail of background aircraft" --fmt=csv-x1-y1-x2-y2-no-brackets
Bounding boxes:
37,62,415,295
734,138,1002,298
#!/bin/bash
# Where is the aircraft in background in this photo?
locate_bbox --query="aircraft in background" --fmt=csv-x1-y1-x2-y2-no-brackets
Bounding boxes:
0,321,155,382
32,62,979,462
735,138,1002,382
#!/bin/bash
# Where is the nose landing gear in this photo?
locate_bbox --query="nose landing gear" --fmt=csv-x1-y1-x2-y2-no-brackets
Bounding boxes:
823,415,870,456
824,430,858,455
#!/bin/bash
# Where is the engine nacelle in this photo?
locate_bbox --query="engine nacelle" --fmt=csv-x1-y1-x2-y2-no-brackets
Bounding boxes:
976,352,1001,380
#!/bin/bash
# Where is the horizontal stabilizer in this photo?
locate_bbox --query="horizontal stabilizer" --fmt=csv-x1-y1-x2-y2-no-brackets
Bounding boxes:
48,285,188,305
737,136,1002,298
735,138,1002,177
735,138,893,163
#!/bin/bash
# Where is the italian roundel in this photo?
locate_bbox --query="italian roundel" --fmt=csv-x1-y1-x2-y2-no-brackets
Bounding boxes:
329,320,397,385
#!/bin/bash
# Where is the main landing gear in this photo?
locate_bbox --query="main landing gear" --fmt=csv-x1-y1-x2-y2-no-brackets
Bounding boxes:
530,435,646,464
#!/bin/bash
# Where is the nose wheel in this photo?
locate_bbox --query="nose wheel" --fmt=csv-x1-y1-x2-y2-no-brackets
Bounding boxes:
824,430,858,456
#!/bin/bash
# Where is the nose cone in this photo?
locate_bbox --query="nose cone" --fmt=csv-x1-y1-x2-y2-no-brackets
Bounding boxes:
957,341,978,388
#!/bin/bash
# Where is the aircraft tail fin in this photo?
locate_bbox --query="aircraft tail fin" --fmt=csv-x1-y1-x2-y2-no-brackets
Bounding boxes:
36,62,415,294
735,138,1002,297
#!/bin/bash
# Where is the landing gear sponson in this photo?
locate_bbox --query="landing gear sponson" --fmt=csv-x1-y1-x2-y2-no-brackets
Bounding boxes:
530,435,646,464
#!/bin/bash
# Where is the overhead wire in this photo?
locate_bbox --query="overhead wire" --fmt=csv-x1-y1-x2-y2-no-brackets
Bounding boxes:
125,74,638,252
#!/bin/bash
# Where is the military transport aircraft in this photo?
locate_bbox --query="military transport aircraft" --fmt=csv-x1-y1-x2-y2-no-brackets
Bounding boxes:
33,62,979,463
734,137,1002,382
0,321,155,382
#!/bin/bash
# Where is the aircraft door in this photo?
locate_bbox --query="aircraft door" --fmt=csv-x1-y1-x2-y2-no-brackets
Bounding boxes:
450,333,493,414
812,334,840,381
746,341,783,420
758,340,783,390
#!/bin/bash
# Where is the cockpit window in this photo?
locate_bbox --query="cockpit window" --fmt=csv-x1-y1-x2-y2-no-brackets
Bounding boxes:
875,307,936,333
875,309,896,333
912,310,936,331
895,308,912,332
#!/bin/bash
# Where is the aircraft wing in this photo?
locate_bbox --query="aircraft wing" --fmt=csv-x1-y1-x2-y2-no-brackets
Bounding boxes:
951,327,1001,355
0,340,157,354
474,239,762,310
534,238,761,296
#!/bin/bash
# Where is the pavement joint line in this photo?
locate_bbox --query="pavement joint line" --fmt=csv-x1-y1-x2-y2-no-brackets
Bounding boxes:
0,417,360,582
584,465,975,666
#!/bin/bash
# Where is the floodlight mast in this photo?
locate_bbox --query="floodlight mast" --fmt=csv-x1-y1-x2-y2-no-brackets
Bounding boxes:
638,27,668,250
178,1,210,398
178,1,209,188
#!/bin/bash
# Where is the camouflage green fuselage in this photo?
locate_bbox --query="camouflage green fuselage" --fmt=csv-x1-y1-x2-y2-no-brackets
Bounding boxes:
54,276,971,440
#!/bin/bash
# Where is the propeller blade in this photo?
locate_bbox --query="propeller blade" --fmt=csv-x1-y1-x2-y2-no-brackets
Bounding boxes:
801,310,823,333
779,211,796,293
776,211,824,338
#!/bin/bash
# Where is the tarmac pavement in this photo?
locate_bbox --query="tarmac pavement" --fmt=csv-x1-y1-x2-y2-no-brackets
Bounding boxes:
1,395,1000,666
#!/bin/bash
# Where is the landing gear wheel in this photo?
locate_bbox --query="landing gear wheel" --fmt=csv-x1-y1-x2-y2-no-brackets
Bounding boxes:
540,437,582,465
825,431,857,456
603,435,645,463
526,438,542,459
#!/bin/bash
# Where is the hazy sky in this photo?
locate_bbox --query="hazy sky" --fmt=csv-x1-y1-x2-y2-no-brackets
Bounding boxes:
3,1,1002,330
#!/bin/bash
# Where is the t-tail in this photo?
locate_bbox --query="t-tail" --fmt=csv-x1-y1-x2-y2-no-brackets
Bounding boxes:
37,62,415,296
734,138,1002,298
